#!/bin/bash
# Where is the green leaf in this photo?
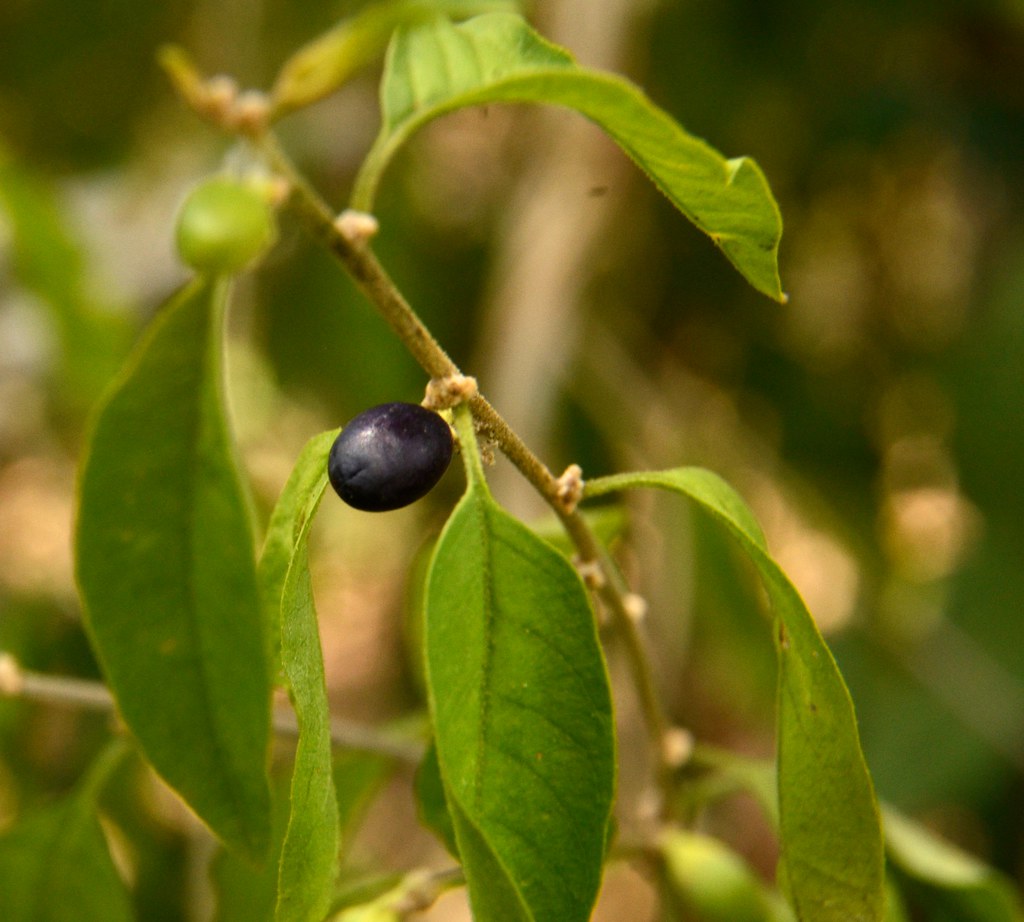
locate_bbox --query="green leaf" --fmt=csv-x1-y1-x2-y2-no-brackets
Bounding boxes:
271,447,339,922
261,430,400,921
404,506,626,697
258,428,338,678
269,0,520,117
213,753,393,922
660,829,773,922
422,406,615,922
0,808,132,922
352,12,784,301
585,469,885,922
332,874,406,916
529,504,629,559
686,748,778,829
0,744,134,922
413,742,459,857
75,278,272,860
212,777,291,922
883,877,912,922
332,751,397,851
883,807,1024,921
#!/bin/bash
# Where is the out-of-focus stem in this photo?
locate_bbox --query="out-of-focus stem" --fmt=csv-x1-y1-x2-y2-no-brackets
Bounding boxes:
0,652,423,763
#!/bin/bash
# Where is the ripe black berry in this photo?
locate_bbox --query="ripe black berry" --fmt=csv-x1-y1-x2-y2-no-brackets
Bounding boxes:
328,403,454,512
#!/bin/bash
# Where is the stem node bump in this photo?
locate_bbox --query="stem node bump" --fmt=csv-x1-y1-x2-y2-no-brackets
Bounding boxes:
574,556,607,591
556,463,585,513
423,373,479,410
661,727,695,769
335,209,380,246
0,652,24,696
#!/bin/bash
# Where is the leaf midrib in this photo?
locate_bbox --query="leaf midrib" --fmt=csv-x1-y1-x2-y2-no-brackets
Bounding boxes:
470,493,497,814
181,282,256,849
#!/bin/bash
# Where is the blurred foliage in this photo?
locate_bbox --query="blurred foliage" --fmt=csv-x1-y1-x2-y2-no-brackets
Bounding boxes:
2,0,1023,916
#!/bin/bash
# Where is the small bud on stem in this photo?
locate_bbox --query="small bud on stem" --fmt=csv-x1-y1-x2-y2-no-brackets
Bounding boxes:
334,209,380,246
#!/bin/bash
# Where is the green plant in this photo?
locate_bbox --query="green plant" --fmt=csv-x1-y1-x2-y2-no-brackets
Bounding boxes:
1,4,1021,922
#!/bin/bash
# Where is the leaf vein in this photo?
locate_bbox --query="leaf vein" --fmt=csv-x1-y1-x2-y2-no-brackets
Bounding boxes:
491,688,596,755
182,289,254,846
472,497,497,814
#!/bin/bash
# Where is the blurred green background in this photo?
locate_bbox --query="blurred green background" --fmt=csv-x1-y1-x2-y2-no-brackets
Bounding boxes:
1,0,1023,916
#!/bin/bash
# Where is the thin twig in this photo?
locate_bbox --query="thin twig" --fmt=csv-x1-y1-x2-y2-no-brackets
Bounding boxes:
388,866,466,914
258,133,457,382
0,652,423,764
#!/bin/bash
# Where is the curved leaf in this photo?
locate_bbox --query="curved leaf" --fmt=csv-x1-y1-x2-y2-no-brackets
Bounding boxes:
75,277,272,860
0,744,133,922
585,469,884,922
529,504,629,560
213,752,392,922
258,429,337,600
267,442,339,922
884,807,1024,921
214,424,337,922
352,13,784,301
211,777,289,922
414,742,459,858
275,541,339,922
660,829,775,922
258,428,338,678
423,406,615,922
269,0,519,117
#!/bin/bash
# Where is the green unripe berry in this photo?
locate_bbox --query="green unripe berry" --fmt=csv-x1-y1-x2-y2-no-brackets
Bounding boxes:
175,176,276,272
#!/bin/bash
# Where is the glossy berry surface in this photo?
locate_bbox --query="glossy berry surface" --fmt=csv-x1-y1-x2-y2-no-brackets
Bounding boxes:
328,403,453,512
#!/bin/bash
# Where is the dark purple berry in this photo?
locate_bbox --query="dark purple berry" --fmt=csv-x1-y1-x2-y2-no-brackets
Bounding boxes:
328,403,454,512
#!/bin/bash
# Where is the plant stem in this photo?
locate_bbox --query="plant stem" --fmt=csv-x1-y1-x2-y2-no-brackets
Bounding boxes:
560,511,675,798
258,133,457,380
387,867,466,915
0,652,423,763
257,129,676,807
258,132,564,503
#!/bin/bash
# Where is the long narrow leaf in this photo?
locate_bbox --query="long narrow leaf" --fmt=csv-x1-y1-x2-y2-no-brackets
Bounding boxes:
275,541,340,922
75,277,272,860
423,407,615,922
269,0,519,117
263,434,339,922
352,13,784,301
258,428,338,679
0,744,134,922
585,469,885,922
884,807,1024,921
